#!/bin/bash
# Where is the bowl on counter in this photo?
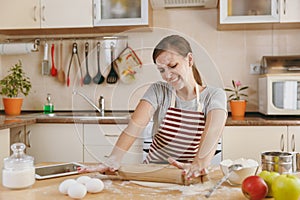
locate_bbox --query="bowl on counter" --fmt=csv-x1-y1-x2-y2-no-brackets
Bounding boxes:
220,158,259,185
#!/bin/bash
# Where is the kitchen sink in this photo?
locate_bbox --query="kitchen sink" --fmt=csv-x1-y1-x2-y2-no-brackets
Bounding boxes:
40,111,131,120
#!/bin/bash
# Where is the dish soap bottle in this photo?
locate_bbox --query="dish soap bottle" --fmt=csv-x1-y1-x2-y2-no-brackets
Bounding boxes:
2,143,35,189
43,93,54,114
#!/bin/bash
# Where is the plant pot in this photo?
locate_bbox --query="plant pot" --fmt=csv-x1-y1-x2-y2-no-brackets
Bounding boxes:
2,97,23,115
230,100,246,120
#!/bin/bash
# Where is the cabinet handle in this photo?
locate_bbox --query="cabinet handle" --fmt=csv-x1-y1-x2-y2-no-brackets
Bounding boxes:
291,134,295,152
276,0,279,14
26,130,31,148
104,134,119,137
280,134,284,151
17,130,23,143
42,5,45,21
283,0,286,15
33,6,37,22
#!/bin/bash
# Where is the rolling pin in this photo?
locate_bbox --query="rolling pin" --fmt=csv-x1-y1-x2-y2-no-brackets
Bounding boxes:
94,164,208,185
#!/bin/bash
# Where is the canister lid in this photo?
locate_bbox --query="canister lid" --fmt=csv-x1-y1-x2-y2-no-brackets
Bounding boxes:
4,143,34,169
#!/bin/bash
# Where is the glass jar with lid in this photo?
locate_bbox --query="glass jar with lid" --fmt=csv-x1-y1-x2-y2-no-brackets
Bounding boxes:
2,143,35,189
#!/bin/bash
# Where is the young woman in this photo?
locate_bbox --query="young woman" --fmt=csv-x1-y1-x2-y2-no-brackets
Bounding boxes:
79,35,227,178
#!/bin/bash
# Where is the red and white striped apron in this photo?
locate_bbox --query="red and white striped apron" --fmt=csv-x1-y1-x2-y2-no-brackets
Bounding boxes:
144,85,205,164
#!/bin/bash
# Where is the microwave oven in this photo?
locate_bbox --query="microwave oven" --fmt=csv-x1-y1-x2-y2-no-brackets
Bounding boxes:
258,74,300,115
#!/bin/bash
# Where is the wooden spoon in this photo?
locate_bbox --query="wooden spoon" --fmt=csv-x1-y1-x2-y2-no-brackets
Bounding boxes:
57,42,65,83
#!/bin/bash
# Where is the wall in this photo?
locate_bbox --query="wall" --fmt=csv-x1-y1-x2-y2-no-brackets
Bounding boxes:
1,8,300,112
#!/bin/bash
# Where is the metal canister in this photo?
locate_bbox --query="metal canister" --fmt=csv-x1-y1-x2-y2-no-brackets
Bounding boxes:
261,151,293,174
291,152,300,172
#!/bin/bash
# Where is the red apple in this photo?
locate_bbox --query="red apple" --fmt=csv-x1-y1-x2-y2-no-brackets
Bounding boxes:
242,175,268,200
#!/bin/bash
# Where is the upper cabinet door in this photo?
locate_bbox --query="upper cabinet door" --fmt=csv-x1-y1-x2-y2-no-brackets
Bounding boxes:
0,0,40,29
94,0,149,26
220,0,279,24
280,0,300,22
41,0,93,28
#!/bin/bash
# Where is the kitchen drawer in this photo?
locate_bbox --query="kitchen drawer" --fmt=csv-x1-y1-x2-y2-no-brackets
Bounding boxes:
83,145,143,164
84,124,127,145
84,124,143,146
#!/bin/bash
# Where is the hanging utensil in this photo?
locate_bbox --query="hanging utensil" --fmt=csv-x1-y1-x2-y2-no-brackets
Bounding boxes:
42,42,50,75
106,43,119,84
66,42,83,87
115,46,142,84
50,43,57,76
93,42,105,84
57,41,65,83
83,42,92,85
205,164,243,198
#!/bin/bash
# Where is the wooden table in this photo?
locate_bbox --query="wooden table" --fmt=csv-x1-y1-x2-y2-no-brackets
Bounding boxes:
0,165,251,200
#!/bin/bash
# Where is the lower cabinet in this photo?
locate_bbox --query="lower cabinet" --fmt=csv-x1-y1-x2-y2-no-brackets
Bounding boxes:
222,126,288,162
10,126,31,152
83,124,143,164
25,123,143,164
26,124,84,163
0,129,10,181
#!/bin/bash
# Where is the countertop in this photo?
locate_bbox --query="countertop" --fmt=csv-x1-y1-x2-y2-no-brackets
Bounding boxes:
0,165,248,200
1,111,300,131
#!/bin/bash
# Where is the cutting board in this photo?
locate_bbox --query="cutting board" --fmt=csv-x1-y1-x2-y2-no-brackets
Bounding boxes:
101,164,208,186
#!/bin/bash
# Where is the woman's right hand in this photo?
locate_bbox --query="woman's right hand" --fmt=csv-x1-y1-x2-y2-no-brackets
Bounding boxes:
78,157,121,174
78,163,112,174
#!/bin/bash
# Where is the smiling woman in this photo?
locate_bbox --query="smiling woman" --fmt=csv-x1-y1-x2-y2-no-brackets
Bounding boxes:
79,34,227,181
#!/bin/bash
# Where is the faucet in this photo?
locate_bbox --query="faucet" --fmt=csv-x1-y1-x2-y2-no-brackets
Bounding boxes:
72,90,104,113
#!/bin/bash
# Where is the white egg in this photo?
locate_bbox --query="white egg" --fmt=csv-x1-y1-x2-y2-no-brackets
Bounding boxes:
86,178,104,193
67,182,87,199
58,179,77,194
76,175,92,185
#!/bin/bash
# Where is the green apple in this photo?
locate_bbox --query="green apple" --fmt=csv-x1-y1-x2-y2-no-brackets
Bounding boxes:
258,170,280,197
272,174,300,200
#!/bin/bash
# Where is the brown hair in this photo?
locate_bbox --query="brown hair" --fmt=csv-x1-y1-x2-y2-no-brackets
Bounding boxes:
152,35,202,85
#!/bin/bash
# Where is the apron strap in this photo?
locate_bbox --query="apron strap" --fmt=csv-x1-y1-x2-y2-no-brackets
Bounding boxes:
171,84,202,111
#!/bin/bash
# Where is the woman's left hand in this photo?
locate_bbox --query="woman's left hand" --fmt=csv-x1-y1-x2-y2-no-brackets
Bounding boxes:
167,157,207,179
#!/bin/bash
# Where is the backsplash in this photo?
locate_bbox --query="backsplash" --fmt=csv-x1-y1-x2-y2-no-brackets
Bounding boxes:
1,8,300,112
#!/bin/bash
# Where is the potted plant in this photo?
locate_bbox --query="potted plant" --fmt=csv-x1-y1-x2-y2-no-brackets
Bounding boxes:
225,80,249,119
0,61,32,115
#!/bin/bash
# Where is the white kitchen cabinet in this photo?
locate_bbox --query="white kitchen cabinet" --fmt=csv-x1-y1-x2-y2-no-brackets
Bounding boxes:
40,0,93,28
93,0,150,26
0,129,10,181
26,124,84,163
83,124,143,164
287,126,300,152
279,0,300,22
222,126,288,162
0,0,93,30
220,0,300,24
0,0,40,29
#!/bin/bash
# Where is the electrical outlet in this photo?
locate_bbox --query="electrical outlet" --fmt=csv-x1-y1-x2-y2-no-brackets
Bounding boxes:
250,63,261,75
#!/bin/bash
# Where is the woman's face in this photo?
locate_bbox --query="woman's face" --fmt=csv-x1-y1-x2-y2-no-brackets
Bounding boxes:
155,51,192,90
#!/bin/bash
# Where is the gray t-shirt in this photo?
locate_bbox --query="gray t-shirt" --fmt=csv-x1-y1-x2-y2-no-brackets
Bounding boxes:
141,81,227,137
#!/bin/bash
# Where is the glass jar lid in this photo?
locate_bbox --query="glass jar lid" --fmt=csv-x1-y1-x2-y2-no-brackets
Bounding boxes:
4,143,34,170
